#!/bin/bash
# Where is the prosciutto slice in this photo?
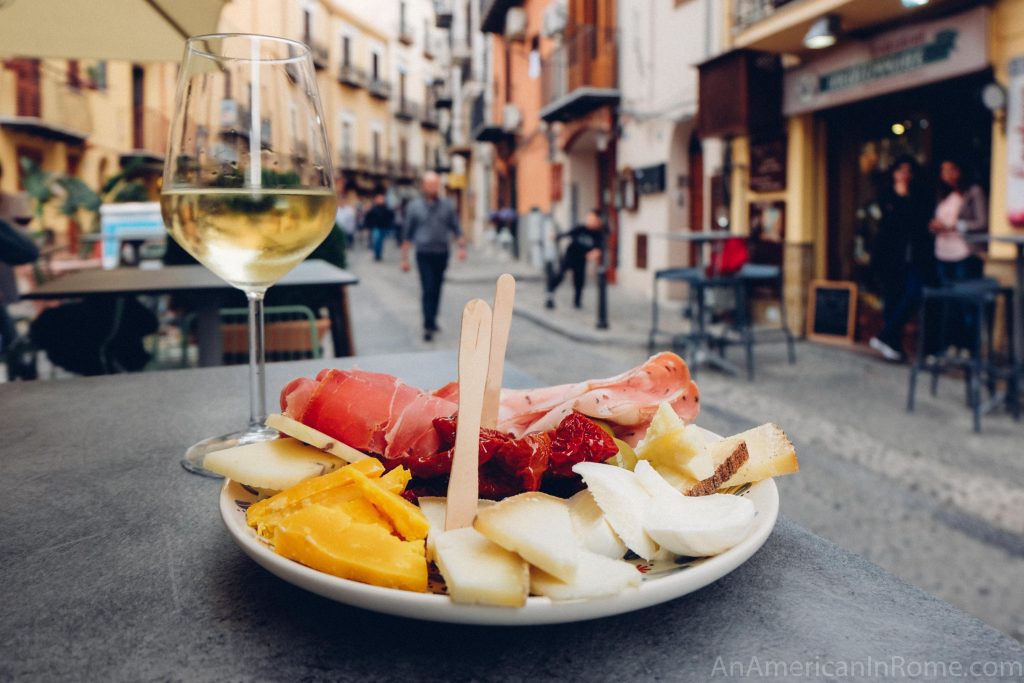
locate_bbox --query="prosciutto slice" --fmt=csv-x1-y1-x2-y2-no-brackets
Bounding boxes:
281,368,456,459
496,352,699,444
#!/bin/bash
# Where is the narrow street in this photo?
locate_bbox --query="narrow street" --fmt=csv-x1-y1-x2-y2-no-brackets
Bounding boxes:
347,243,1024,641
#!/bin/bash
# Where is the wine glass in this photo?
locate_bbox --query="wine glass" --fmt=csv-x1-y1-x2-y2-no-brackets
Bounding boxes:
162,34,335,476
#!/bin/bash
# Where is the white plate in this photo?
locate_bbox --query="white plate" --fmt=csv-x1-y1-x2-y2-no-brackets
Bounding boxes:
219,476,778,626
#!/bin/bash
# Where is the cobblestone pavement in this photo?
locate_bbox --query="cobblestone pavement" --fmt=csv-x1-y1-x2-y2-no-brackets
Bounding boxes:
347,241,1024,641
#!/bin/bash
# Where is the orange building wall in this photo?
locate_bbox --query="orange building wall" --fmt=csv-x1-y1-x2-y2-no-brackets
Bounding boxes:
490,0,553,216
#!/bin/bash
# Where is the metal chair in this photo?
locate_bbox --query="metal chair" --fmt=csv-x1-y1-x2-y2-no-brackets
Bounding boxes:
179,304,328,367
907,278,1018,432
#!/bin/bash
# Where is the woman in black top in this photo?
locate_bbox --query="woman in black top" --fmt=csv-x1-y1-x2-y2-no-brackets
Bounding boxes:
869,155,935,362
546,209,605,309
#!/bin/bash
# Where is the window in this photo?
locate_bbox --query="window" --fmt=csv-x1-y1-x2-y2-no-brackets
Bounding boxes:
303,7,313,43
341,35,351,66
371,51,381,80
372,129,382,163
67,60,81,90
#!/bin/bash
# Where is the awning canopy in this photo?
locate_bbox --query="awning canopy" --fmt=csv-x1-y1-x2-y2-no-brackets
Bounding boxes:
0,0,225,62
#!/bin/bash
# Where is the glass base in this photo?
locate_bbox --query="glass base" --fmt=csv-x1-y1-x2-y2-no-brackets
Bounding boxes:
181,423,278,478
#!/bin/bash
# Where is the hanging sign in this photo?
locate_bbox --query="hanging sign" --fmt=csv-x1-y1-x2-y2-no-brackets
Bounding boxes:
784,7,989,116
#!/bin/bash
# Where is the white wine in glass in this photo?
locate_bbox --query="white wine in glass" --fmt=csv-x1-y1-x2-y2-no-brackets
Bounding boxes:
162,34,335,476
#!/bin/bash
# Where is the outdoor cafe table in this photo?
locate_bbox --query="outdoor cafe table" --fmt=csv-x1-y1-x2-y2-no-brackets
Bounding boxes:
3,351,1022,681
20,261,359,365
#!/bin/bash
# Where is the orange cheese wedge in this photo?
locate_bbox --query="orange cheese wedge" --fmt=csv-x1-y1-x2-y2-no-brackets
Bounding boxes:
273,505,427,592
246,459,383,531
346,467,430,541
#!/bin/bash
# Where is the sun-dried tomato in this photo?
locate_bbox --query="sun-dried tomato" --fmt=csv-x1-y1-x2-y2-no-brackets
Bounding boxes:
548,411,618,477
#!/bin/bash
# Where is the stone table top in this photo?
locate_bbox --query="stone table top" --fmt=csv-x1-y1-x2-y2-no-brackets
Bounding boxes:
2,352,1022,681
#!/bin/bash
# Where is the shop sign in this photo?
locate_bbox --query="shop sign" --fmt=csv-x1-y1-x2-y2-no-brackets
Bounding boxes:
1008,56,1024,228
749,139,787,193
784,7,989,116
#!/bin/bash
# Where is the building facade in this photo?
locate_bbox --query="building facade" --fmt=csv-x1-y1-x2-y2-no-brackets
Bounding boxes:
702,0,1024,339
614,0,725,295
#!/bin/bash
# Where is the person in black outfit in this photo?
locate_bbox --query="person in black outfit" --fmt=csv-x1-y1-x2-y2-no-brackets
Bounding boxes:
363,192,395,262
546,209,605,309
869,155,935,362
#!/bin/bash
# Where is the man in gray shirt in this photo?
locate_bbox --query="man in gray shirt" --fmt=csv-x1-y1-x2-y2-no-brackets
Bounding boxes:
400,172,466,341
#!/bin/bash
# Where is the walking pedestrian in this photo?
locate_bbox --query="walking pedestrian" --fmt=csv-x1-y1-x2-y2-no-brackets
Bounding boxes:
364,191,394,262
868,155,934,362
545,209,605,310
400,172,466,341
335,193,357,248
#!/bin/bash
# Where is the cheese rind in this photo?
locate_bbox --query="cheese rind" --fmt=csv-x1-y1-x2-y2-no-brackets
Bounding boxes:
434,527,529,607
710,423,798,488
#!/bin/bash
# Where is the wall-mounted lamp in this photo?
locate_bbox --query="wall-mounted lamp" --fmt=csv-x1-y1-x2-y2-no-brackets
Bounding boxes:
900,0,929,8
803,15,840,50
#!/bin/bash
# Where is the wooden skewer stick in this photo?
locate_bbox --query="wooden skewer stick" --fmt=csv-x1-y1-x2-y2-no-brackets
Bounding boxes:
445,298,493,531
481,273,516,430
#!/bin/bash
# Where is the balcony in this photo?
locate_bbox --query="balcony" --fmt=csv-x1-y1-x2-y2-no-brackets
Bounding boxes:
124,107,169,163
368,77,392,100
398,21,415,46
338,148,358,171
0,62,91,144
357,152,390,176
420,105,440,129
338,63,367,88
393,161,420,182
395,99,421,121
434,0,453,29
540,26,619,123
732,0,797,34
480,0,521,34
307,37,329,70
470,93,512,143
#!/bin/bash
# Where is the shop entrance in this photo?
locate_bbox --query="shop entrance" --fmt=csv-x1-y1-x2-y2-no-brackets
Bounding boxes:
823,71,993,343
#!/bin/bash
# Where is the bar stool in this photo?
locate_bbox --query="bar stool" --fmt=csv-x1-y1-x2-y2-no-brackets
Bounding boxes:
648,267,704,351
906,278,1018,432
735,264,797,377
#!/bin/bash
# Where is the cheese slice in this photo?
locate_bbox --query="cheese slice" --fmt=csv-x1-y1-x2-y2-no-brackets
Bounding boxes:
474,492,580,582
265,413,369,462
204,437,346,491
710,423,798,488
530,550,641,601
566,489,627,559
273,505,427,592
418,497,495,561
434,527,529,607
572,462,659,560
346,467,430,541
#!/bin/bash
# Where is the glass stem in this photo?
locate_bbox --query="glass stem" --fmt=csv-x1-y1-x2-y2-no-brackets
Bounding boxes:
247,290,267,429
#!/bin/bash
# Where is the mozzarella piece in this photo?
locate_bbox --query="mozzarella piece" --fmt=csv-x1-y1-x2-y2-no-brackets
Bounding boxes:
643,492,756,557
572,462,659,560
433,527,529,607
530,550,641,601
473,492,580,582
566,489,628,559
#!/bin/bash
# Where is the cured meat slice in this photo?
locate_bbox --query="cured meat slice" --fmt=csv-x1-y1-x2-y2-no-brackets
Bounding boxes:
383,392,457,461
496,352,700,443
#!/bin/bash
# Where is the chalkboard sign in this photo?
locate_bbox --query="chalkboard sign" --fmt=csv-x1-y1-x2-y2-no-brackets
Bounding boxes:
807,280,857,343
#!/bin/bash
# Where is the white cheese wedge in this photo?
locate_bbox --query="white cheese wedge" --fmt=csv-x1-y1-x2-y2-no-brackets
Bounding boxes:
643,492,756,558
635,403,714,483
418,497,495,561
633,460,683,500
530,550,641,601
203,437,345,490
265,413,369,463
473,492,580,582
566,489,628,559
434,527,529,607
571,462,659,560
